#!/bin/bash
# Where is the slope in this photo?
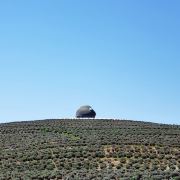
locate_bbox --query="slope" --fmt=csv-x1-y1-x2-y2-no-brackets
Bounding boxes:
0,119,180,179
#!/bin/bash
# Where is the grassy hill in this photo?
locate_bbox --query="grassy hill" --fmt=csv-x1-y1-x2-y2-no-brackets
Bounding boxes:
0,119,180,179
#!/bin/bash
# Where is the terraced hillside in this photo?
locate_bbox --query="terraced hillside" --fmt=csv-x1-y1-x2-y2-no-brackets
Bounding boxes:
0,119,180,179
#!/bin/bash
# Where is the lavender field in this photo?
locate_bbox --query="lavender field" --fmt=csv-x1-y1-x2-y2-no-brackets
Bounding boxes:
0,119,180,179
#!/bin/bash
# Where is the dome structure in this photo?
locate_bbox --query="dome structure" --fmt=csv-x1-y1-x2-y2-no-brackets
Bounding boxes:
76,105,96,118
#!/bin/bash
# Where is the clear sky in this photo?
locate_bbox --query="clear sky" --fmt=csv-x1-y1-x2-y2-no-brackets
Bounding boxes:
0,0,179,124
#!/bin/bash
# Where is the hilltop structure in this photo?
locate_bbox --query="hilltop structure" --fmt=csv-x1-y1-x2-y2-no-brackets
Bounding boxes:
76,105,96,118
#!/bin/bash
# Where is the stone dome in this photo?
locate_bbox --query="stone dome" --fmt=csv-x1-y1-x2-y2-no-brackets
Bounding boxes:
76,105,96,118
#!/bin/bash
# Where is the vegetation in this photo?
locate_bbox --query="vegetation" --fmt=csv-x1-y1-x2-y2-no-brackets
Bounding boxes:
0,119,180,179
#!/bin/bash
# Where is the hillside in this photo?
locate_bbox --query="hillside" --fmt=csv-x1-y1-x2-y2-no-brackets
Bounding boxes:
0,119,180,179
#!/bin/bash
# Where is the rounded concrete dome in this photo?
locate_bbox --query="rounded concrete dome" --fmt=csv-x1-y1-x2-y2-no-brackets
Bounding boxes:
76,105,96,118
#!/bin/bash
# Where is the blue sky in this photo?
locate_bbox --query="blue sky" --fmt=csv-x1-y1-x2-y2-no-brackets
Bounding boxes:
0,0,179,124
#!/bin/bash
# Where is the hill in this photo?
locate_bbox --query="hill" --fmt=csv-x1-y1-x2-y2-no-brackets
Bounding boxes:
0,119,180,179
